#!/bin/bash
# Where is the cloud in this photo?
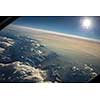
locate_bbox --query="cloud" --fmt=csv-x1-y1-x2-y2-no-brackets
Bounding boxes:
0,61,47,82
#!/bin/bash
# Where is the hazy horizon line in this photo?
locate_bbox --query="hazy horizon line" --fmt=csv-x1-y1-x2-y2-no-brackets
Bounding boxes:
7,24,100,43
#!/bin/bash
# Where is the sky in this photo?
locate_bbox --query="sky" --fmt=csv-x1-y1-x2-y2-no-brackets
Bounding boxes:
12,16,100,40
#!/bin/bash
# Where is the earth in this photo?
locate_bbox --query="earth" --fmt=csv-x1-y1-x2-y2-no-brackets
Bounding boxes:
0,24,100,83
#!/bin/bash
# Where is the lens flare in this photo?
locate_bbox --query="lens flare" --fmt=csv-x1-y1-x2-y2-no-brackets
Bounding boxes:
82,18,92,29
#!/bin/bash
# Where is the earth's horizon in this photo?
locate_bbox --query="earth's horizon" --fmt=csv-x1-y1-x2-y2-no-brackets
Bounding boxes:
0,24,100,82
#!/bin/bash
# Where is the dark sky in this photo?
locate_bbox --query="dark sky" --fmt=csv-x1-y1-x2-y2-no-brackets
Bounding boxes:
12,16,100,40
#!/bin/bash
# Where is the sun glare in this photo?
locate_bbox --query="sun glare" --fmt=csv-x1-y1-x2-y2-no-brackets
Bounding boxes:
82,18,92,29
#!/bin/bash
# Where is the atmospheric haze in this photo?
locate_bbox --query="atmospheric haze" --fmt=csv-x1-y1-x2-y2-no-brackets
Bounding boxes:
0,24,100,82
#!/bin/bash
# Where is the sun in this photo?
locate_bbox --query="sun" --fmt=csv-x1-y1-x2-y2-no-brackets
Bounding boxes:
82,18,92,29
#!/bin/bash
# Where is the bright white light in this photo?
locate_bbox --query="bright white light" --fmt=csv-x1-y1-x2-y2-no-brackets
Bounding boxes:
82,18,92,29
